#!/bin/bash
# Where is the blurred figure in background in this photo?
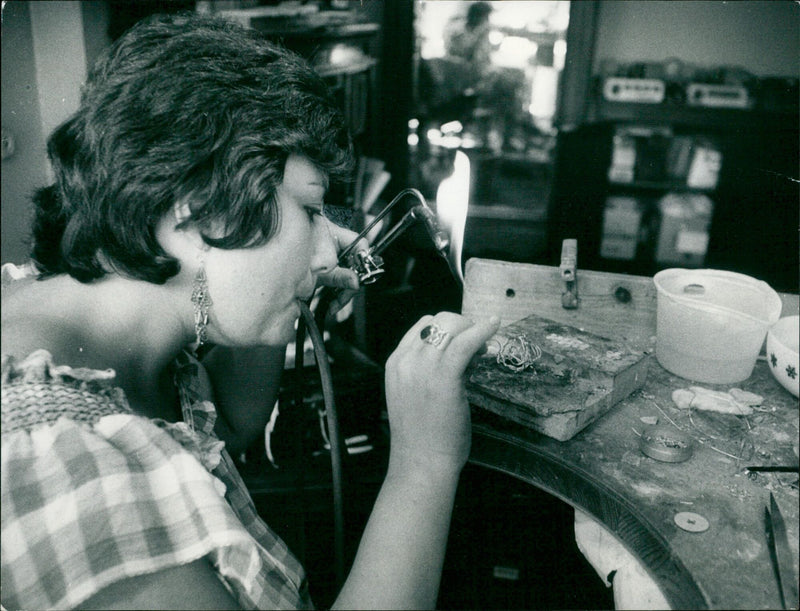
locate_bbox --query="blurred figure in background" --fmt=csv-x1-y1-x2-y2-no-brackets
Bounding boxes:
444,1,494,82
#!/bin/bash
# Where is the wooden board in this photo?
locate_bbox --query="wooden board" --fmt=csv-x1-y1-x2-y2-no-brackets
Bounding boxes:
467,312,651,441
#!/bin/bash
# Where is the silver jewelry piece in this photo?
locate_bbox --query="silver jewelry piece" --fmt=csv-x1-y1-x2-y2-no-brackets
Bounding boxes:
497,334,542,371
191,266,212,347
420,323,450,349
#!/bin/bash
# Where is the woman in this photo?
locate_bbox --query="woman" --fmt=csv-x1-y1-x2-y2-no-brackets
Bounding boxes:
1,12,499,610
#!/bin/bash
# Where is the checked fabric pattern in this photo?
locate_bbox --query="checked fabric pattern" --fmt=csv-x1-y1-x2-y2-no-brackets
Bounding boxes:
1,349,311,610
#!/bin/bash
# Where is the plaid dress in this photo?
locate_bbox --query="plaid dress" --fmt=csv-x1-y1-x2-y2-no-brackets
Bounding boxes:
1,348,312,610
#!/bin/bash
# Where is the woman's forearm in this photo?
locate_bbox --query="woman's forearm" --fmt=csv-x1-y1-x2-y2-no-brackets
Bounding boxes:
332,452,462,610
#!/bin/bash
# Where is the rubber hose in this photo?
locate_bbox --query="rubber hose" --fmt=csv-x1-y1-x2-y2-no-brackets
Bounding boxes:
297,299,346,588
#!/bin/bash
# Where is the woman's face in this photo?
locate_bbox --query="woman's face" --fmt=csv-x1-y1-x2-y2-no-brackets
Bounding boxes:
203,155,339,346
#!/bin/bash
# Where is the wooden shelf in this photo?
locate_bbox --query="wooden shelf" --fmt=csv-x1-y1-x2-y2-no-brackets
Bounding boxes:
314,56,377,78
255,20,380,40
588,98,798,132
468,204,547,222
607,179,715,193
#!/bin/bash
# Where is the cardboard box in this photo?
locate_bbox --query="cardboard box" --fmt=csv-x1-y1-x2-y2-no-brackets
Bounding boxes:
655,193,713,266
600,196,642,260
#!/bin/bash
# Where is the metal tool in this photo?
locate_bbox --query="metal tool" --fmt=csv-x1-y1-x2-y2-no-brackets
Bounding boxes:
560,238,579,309
765,492,799,610
338,187,457,286
746,466,800,473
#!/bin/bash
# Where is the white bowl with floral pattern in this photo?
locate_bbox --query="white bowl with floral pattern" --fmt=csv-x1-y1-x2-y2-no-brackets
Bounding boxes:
766,315,799,398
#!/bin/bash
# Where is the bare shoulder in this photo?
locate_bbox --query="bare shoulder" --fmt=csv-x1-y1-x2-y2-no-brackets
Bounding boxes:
80,557,241,610
1,274,90,362
1,288,69,359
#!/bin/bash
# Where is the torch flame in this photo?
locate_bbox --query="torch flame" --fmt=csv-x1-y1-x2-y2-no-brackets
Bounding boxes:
435,150,470,284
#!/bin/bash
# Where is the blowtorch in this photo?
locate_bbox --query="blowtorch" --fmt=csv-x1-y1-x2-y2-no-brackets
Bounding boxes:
337,187,456,287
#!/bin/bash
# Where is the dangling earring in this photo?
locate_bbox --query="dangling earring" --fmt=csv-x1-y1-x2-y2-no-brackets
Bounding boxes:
191,264,212,348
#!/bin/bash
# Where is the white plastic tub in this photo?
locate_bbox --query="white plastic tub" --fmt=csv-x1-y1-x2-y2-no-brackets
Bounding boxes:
653,269,782,384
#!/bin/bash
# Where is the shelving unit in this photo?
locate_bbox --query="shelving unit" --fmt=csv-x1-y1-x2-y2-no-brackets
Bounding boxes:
599,124,720,271
588,98,797,131
548,92,799,292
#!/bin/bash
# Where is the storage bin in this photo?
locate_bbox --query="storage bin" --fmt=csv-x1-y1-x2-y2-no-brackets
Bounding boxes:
653,269,782,383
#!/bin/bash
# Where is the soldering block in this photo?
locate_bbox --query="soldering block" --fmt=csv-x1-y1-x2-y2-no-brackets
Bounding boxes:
466,313,651,441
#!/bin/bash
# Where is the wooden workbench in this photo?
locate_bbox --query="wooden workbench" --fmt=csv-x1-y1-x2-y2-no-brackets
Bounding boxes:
461,258,799,610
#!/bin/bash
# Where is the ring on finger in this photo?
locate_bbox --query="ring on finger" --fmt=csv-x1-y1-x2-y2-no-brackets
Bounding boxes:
420,323,451,350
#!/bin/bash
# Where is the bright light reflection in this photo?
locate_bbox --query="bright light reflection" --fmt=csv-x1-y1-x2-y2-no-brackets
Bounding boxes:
494,36,537,69
554,39,567,70
440,120,463,134
427,128,442,145
436,150,470,283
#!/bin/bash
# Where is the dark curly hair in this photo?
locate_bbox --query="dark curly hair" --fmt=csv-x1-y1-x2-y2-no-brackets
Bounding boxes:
31,12,353,283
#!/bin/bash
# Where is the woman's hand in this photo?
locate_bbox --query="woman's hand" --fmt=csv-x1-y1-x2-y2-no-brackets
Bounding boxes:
315,219,368,315
333,312,499,610
384,312,500,477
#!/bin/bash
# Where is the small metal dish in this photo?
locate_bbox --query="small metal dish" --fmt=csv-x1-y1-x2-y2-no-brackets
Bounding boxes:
639,425,694,463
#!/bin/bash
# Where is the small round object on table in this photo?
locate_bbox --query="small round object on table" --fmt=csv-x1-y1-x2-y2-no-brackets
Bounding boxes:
639,425,694,463
674,511,709,533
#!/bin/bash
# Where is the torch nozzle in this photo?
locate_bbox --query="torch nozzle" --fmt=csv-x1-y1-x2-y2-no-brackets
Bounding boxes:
411,204,450,256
